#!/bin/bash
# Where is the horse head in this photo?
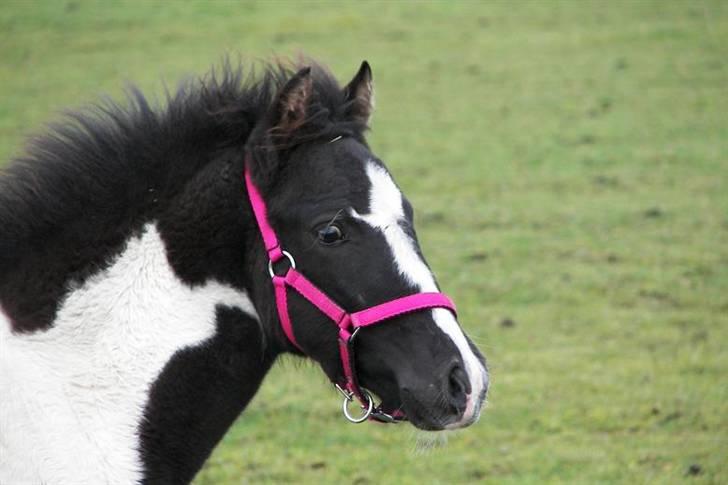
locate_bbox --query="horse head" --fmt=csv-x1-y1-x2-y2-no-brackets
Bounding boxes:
245,63,488,430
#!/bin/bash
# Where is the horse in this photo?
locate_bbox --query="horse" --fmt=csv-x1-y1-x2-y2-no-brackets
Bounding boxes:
0,59,489,483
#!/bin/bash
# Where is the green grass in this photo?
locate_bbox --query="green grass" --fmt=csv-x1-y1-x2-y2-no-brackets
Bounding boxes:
2,1,727,483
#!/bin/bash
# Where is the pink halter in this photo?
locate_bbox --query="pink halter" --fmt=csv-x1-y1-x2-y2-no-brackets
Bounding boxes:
244,154,457,423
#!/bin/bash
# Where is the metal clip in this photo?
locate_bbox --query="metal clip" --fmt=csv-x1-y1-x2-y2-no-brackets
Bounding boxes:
370,408,399,424
335,384,374,423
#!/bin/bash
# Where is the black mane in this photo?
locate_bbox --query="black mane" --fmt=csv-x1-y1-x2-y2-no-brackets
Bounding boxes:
0,60,362,258
0,59,364,332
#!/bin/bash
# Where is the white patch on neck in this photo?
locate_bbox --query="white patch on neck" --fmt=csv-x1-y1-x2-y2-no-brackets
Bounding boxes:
351,161,488,425
0,223,257,484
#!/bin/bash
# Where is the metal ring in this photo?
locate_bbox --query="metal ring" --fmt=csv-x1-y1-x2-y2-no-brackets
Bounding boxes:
348,326,361,343
268,250,296,278
342,389,374,424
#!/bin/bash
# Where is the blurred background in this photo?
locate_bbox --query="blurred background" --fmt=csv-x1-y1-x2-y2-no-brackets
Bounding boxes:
1,1,726,483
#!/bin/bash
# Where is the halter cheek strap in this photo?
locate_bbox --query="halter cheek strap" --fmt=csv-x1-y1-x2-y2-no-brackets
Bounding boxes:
245,156,457,423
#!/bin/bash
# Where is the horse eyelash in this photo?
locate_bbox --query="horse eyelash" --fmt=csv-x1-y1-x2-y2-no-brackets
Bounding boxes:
323,209,345,230
303,209,347,252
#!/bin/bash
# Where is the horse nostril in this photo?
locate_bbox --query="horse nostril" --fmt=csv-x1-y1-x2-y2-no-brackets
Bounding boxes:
447,365,469,415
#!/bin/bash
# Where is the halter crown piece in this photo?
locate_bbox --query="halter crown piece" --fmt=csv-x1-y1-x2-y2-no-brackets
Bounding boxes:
244,153,457,423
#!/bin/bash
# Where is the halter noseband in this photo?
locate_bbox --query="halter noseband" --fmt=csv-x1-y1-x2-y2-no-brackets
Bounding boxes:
244,153,457,423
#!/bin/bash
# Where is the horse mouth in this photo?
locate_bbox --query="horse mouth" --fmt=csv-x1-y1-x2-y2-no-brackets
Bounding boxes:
398,388,485,431
403,405,458,431
374,398,479,431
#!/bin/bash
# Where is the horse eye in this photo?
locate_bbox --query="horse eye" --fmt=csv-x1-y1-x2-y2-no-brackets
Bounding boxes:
318,225,344,245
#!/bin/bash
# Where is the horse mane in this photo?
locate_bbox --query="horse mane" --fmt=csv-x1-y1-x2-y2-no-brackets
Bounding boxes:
0,59,364,262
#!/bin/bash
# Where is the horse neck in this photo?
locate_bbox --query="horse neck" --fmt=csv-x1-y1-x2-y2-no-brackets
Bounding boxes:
0,147,285,483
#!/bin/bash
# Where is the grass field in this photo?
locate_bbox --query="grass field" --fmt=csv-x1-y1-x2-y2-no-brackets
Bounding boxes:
2,1,727,483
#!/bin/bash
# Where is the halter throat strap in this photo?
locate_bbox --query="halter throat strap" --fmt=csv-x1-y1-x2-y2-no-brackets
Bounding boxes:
244,154,457,423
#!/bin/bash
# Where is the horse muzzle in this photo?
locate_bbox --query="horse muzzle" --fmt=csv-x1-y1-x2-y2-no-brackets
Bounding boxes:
398,360,489,431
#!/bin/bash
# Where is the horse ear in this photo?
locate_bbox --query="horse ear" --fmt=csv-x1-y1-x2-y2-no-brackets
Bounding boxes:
249,67,312,187
270,66,313,136
344,61,374,125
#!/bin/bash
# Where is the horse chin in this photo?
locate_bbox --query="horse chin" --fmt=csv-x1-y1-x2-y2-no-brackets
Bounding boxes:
406,414,450,432
399,398,451,432
406,410,479,431
398,390,481,431
363,380,471,431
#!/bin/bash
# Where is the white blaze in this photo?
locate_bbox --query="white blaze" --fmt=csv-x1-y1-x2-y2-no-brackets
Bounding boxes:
0,223,258,483
351,161,488,425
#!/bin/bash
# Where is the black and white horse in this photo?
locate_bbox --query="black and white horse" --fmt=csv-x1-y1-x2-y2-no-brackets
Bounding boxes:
0,60,488,483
